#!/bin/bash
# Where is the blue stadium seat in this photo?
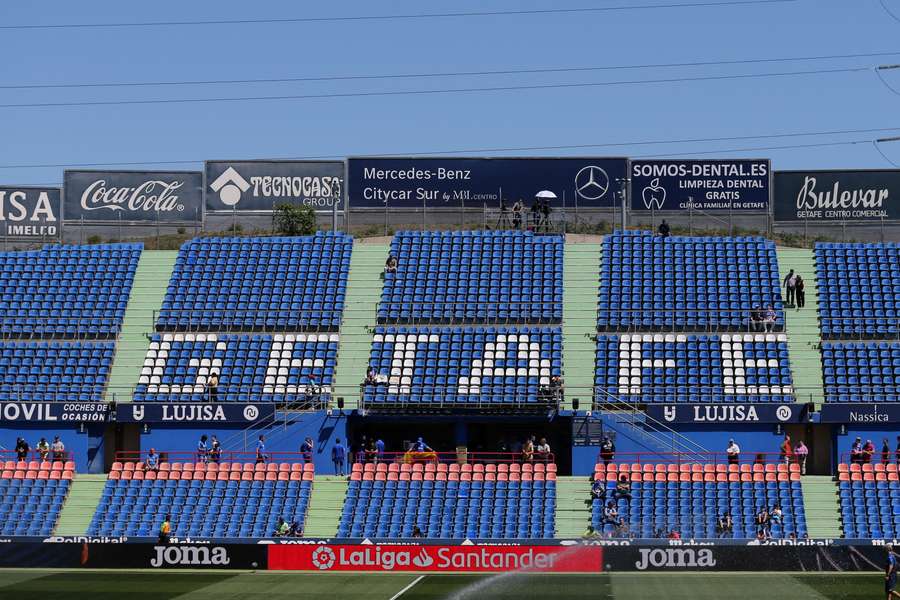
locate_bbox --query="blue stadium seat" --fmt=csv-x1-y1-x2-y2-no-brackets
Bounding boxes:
837,463,900,538
0,341,114,402
822,342,900,402
379,231,563,324
0,469,71,537
598,232,783,331
157,234,352,331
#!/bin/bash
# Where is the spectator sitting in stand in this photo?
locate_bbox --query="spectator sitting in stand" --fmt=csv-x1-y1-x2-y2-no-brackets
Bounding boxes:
613,474,632,501
51,436,65,463
750,305,764,332
549,375,564,402
668,529,681,540
535,438,551,462
591,479,606,501
770,504,783,526
614,518,630,538
602,501,618,526
144,448,160,473
716,512,734,538
862,439,876,464
14,437,29,461
764,305,777,332
36,437,49,461
365,367,378,385
521,436,535,462
274,517,289,537
755,506,770,531
412,525,425,538
657,219,671,238
756,527,771,542
288,520,303,537
384,254,398,274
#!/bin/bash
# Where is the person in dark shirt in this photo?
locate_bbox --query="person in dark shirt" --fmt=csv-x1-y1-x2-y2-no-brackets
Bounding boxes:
384,255,398,274
895,436,900,464
197,435,209,464
886,544,900,600
795,276,806,309
657,220,670,238
209,436,221,463
884,438,893,466
300,437,314,464
14,437,29,461
332,438,347,476
600,437,615,466
207,371,219,403
412,525,425,538
591,479,606,501
613,475,632,501
255,435,267,464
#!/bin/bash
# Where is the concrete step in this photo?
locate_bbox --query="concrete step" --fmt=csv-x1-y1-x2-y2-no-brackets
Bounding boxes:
800,475,843,538
304,476,349,537
555,476,593,537
55,474,108,536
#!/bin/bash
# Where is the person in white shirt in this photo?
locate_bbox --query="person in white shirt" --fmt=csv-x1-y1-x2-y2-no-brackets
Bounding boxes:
726,439,741,465
535,438,551,462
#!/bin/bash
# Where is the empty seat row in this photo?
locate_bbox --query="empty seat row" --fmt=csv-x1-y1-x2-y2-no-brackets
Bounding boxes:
822,342,900,402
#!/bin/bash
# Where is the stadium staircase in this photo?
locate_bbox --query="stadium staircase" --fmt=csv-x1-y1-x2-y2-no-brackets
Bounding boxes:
54,474,108,536
104,250,179,403
800,475,843,539
776,248,825,408
331,243,387,410
562,239,603,411
303,475,348,537
554,476,592,537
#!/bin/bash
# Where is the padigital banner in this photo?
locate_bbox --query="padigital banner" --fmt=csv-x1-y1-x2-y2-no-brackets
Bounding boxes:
0,402,108,423
205,160,343,213
115,403,275,424
645,404,807,424
64,170,203,223
347,157,628,209
774,170,900,222
818,403,900,424
268,544,604,572
630,159,769,211
0,187,61,238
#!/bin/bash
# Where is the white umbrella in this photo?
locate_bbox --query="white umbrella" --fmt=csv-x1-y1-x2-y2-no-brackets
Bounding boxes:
535,190,557,199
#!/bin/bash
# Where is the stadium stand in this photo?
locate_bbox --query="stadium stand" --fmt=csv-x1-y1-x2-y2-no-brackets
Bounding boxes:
338,461,557,539
0,341,115,402
156,234,352,331
0,459,74,536
595,333,794,403
0,243,141,337
822,342,900,402
815,242,899,338
598,231,783,331
133,333,338,403
379,231,563,323
362,326,563,408
89,461,314,538
591,462,806,538
838,463,900,538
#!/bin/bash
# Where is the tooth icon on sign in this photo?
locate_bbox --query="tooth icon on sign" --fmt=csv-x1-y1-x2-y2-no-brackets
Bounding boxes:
642,178,666,210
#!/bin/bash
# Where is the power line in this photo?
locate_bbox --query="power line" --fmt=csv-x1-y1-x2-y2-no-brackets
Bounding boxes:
0,66,866,110
2,51,895,91
3,125,899,170
0,0,797,31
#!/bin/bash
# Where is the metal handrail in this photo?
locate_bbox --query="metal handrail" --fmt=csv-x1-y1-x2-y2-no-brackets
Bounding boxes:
593,452,798,468
114,450,311,464
351,451,556,465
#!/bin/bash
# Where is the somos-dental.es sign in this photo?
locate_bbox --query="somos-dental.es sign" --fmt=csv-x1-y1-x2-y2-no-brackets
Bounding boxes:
774,170,900,222
268,544,603,572
64,170,203,223
630,159,769,212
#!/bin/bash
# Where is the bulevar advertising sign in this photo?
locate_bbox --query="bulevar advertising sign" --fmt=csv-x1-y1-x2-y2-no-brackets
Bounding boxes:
205,160,343,213
268,544,603,573
0,186,60,238
630,159,769,211
774,169,900,222
64,170,203,223
347,157,628,209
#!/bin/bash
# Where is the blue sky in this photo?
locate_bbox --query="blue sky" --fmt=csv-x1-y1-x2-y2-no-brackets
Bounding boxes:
1,0,899,187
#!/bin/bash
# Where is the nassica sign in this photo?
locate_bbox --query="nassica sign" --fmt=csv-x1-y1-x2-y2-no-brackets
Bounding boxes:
115,403,275,424
0,402,108,423
205,160,343,213
646,403,806,424
630,159,769,211
818,403,900,424
268,544,603,572
64,170,202,223
0,187,60,238
347,157,628,208
774,170,900,222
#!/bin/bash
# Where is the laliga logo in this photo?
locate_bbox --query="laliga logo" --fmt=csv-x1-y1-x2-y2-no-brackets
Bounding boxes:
642,178,666,210
311,546,336,570
243,405,259,421
775,405,793,422
209,167,251,207
574,166,610,201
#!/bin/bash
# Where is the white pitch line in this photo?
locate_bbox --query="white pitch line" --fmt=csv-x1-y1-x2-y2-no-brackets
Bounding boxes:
388,575,425,600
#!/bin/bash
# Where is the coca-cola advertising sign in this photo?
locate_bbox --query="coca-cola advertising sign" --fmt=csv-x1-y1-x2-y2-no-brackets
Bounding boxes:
64,170,202,223
268,544,603,573
774,170,900,222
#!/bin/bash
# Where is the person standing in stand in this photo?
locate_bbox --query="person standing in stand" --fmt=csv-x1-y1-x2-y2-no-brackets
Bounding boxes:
332,438,347,476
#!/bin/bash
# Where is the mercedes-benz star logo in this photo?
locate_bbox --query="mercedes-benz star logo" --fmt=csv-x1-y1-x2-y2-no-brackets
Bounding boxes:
574,166,610,201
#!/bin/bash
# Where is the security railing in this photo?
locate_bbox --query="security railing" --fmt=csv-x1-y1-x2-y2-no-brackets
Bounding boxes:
114,450,312,465
357,382,562,411
0,317,122,340
819,316,900,340
153,308,345,333
594,451,800,468
597,307,792,334
350,451,556,466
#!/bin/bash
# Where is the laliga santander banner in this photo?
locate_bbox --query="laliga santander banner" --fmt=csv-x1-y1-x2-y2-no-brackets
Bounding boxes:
268,544,603,573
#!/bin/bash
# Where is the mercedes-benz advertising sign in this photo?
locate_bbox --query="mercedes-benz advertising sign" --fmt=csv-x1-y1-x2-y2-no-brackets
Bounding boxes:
205,160,343,213
0,186,61,238
64,170,203,223
774,169,900,222
347,157,628,209
630,159,769,211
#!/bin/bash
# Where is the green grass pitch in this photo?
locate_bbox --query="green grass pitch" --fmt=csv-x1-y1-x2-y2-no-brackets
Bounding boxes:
0,571,885,600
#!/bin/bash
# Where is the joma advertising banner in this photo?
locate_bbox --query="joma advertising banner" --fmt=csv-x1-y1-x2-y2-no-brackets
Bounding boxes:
268,544,604,572
347,157,628,209
774,170,900,222
115,403,275,424
205,160,343,213
630,159,769,211
0,187,61,238
64,170,203,223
